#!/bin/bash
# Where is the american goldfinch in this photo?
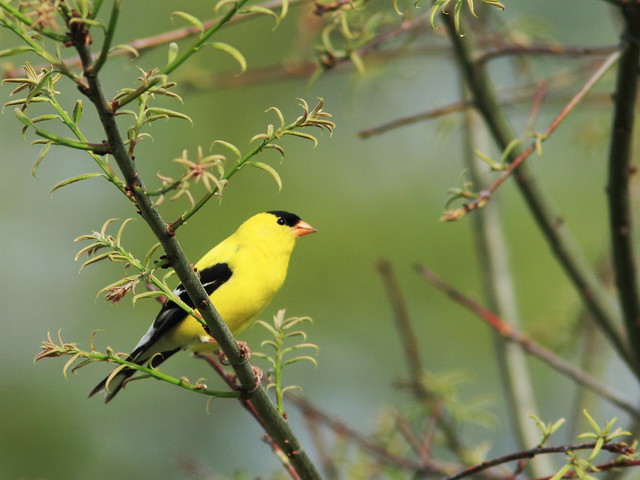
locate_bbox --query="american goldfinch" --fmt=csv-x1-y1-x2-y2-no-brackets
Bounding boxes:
90,211,317,402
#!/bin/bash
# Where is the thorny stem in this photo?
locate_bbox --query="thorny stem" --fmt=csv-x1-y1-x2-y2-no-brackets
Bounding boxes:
69,13,321,480
441,13,635,376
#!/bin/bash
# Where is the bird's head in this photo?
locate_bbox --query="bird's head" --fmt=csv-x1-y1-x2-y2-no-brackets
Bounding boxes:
236,211,317,248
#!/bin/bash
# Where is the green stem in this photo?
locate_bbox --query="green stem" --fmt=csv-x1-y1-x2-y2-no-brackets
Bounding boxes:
89,0,120,75
275,334,284,415
78,350,239,398
89,0,106,20
607,4,640,367
441,13,635,375
48,96,126,193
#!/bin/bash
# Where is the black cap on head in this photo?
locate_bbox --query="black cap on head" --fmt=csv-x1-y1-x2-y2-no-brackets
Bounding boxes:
267,211,301,227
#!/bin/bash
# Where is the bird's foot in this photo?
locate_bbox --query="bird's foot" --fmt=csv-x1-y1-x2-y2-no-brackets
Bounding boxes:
238,366,263,398
217,340,251,366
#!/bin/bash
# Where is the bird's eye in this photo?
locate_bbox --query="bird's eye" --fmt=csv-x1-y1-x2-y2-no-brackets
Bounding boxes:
277,218,286,225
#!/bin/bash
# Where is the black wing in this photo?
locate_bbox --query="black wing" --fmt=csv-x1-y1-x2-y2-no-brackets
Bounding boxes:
129,262,233,359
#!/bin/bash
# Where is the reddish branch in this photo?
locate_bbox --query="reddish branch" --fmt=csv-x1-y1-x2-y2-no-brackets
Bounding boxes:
414,264,640,419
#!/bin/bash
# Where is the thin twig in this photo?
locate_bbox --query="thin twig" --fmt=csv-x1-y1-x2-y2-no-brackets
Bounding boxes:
414,264,640,420
445,442,635,480
476,44,615,66
359,62,612,139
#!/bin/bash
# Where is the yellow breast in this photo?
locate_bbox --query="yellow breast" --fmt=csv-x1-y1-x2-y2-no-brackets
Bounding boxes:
168,218,296,352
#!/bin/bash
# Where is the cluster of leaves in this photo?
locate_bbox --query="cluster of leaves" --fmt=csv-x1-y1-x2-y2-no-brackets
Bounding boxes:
314,1,394,76
254,309,318,416
426,0,505,34
73,217,180,306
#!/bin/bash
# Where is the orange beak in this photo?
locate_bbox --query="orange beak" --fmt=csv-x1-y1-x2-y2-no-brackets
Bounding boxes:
293,219,318,237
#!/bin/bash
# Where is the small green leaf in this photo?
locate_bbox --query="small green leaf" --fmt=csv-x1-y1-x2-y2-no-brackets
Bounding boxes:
14,108,35,128
110,44,140,58
72,100,84,123
283,355,318,367
167,42,179,65
282,130,318,147
146,107,193,124
115,218,134,245
265,106,285,129
144,242,163,268
80,252,113,271
583,410,601,434
31,114,60,124
32,142,53,177
214,0,239,13
171,11,204,33
279,0,289,19
50,173,104,196
240,6,280,26
255,320,279,338
63,352,83,379
454,0,464,35
0,45,35,58
211,139,241,160
466,0,477,18
263,143,285,159
247,161,282,191
132,290,167,305
430,0,448,30
206,42,247,73
350,50,366,75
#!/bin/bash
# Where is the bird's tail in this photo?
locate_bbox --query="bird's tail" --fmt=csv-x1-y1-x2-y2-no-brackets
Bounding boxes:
88,367,136,403
88,348,180,403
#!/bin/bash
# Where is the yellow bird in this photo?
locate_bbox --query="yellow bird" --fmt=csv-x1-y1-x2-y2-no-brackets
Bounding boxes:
90,211,317,402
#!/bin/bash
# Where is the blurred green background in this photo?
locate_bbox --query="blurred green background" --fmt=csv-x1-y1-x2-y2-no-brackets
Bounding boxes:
1,1,635,478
